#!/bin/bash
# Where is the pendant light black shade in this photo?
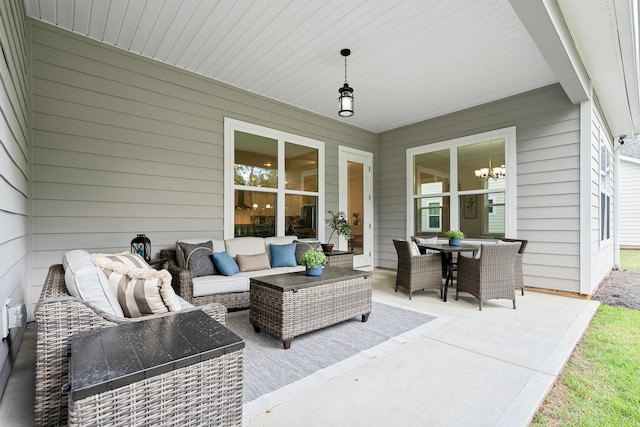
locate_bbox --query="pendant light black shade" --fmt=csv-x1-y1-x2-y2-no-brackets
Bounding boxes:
338,49,354,117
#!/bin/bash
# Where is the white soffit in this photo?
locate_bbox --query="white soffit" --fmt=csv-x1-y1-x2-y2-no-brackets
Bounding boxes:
24,0,559,133
557,0,640,137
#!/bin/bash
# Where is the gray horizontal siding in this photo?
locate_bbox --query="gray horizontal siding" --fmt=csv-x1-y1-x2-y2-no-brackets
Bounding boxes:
30,20,377,300
378,84,583,292
0,0,30,395
620,158,640,246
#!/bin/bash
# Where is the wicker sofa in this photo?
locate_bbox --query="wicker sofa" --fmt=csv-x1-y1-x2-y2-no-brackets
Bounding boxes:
162,236,312,309
34,262,231,427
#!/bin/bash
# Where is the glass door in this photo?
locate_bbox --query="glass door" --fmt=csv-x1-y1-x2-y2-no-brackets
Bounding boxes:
339,147,373,269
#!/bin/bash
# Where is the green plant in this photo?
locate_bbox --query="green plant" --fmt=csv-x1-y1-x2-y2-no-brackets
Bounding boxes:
299,249,327,268
325,210,352,243
444,230,464,239
532,305,640,426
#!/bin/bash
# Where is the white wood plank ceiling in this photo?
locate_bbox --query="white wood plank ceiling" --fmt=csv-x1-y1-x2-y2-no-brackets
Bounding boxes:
23,0,638,136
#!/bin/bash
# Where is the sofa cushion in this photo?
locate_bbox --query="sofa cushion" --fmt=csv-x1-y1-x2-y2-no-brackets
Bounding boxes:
269,242,297,267
224,237,267,259
192,275,249,297
92,255,183,318
294,240,321,264
175,238,225,267
236,252,271,272
179,241,215,277
212,252,240,276
62,250,124,317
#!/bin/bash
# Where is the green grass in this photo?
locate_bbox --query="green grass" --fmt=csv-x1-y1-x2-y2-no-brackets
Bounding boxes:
621,250,640,271
532,305,640,426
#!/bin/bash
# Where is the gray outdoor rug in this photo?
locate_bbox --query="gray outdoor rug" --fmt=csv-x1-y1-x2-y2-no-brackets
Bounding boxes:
226,301,436,420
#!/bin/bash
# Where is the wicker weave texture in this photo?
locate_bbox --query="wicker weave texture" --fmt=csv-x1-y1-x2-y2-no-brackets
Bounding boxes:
162,249,251,310
68,351,243,427
501,238,528,295
393,239,443,300
249,276,372,342
325,253,353,268
456,242,520,310
34,264,228,427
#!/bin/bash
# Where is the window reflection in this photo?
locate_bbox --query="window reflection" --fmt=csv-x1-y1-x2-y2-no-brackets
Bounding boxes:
234,190,276,237
285,195,317,238
414,150,450,195
285,142,318,192
234,131,277,188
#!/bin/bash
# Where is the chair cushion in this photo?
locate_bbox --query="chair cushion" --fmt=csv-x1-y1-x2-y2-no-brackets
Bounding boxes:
236,252,271,272
92,255,182,317
62,250,124,317
409,241,421,256
412,236,439,254
212,252,240,276
179,241,216,277
269,243,298,267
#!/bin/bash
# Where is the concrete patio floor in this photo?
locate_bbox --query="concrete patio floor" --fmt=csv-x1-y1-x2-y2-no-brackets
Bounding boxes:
0,268,599,427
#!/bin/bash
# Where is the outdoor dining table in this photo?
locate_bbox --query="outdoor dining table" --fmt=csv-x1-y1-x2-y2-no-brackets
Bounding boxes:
417,242,480,302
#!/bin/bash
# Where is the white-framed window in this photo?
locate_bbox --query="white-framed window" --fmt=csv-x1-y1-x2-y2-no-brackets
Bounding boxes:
406,127,517,239
600,137,613,242
224,118,325,239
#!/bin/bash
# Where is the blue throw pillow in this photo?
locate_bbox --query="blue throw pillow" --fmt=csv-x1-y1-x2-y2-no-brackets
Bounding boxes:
211,252,239,276
269,243,297,267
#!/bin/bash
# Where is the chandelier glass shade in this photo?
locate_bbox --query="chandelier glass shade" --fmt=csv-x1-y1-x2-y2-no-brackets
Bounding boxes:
338,49,354,117
474,158,505,181
475,139,505,181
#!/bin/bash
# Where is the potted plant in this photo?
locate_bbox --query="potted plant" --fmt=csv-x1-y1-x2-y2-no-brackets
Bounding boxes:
323,210,352,253
299,249,327,276
445,230,465,247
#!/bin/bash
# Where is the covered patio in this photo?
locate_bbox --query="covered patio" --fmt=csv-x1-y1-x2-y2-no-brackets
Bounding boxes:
0,269,598,426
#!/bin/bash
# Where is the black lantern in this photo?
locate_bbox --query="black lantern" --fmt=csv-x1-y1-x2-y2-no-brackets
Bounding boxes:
338,48,354,117
131,234,151,262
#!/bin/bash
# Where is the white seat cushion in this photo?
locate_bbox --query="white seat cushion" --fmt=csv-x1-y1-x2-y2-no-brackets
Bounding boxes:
192,275,249,297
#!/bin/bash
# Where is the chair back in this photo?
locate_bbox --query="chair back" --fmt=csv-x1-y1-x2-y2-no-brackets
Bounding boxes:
501,238,527,254
393,239,413,260
478,242,521,269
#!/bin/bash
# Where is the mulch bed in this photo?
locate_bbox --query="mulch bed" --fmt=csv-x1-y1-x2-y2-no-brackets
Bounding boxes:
592,269,640,310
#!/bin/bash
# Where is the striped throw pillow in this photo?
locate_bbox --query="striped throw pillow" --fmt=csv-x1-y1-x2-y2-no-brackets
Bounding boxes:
92,255,182,317
92,252,152,270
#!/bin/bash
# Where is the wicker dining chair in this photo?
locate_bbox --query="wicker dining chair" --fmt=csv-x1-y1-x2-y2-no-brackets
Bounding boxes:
500,238,528,295
455,242,521,310
393,239,443,300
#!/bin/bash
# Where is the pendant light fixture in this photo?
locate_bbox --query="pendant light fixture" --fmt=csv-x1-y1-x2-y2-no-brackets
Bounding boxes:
475,140,506,181
338,48,354,117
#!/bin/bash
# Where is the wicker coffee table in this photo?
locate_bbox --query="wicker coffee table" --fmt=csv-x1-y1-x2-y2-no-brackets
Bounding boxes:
249,267,372,349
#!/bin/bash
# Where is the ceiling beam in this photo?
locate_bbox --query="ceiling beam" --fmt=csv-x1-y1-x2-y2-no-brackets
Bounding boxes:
509,0,591,104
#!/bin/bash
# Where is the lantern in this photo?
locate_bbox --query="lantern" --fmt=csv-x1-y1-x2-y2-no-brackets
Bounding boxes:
131,234,151,262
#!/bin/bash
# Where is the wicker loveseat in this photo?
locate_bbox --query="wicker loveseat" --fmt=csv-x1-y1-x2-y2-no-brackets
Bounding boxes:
34,263,230,427
162,236,311,309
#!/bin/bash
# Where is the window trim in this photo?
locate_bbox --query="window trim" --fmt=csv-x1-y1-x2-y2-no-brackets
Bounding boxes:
405,126,517,239
224,118,325,240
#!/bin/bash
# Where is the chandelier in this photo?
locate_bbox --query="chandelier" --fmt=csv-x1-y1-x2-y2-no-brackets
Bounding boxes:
475,141,505,181
338,49,354,117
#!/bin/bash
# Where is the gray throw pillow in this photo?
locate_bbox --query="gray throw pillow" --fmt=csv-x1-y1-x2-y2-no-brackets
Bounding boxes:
179,241,215,277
